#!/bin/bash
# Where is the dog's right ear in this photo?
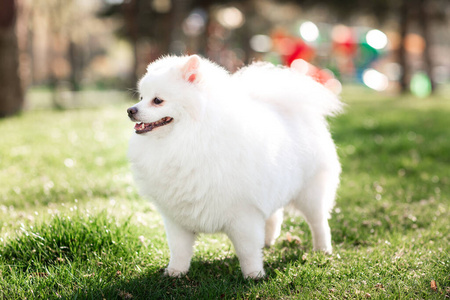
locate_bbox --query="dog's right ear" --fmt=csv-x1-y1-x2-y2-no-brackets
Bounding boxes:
181,55,202,84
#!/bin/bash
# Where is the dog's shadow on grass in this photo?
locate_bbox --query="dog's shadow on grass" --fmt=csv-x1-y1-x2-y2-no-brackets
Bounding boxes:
91,257,251,299
82,246,306,299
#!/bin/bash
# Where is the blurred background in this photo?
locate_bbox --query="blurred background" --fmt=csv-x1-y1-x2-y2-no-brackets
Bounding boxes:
1,0,449,116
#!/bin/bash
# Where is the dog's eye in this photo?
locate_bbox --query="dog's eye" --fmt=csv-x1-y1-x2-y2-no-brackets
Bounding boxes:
140,96,143,100
153,97,164,105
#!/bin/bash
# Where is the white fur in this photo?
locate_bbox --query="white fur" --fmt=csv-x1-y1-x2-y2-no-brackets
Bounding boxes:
128,55,342,279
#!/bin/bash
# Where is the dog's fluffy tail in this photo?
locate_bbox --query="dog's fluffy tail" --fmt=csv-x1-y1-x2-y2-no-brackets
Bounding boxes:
233,62,343,118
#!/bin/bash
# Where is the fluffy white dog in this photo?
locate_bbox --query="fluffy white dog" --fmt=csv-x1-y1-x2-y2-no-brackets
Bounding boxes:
127,55,342,279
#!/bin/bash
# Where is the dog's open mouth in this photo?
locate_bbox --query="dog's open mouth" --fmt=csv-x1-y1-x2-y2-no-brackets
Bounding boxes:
134,117,173,134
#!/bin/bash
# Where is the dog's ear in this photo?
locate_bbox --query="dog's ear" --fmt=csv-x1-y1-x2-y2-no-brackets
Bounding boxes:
181,55,202,83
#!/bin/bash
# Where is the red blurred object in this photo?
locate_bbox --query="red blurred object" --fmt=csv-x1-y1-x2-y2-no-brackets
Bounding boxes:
331,25,357,56
271,29,315,66
291,59,342,95
270,29,341,95
291,59,332,84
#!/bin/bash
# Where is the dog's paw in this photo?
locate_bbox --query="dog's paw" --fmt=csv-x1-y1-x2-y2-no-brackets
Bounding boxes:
313,246,333,255
164,268,187,278
243,269,266,280
264,238,276,248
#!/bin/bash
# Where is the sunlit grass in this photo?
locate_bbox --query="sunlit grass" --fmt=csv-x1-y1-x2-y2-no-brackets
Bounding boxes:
0,88,449,299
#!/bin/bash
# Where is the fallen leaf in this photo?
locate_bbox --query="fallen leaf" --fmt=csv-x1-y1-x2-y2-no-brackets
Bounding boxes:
374,283,385,290
118,290,133,299
116,270,122,276
30,272,48,278
365,293,371,298
286,232,292,242
431,280,437,291
291,235,302,245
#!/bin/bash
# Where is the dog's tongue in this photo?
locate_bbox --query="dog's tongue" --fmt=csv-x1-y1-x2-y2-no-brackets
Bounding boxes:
133,117,173,134
134,123,148,131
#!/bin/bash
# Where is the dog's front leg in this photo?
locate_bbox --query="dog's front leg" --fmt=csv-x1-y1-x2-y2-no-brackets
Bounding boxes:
226,209,266,279
162,216,196,277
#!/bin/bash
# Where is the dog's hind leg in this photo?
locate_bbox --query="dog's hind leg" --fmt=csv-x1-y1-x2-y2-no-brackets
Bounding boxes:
305,214,333,254
293,170,339,254
264,208,284,247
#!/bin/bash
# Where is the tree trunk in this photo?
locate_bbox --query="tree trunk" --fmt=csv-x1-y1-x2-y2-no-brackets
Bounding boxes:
169,0,191,54
122,0,139,87
68,40,81,91
398,0,410,94
0,0,24,117
418,0,436,93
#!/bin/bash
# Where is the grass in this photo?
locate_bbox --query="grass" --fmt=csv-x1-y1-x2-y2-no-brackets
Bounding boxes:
0,87,449,299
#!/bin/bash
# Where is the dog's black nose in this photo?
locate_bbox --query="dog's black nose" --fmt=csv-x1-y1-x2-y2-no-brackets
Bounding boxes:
127,107,138,117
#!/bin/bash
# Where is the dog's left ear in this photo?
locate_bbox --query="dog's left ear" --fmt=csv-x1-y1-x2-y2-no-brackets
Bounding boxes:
181,55,202,83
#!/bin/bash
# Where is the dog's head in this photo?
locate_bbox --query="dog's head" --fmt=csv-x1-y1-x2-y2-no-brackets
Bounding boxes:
127,55,206,136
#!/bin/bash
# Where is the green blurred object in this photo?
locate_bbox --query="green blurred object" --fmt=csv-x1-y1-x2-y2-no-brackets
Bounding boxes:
410,72,432,98
264,52,282,65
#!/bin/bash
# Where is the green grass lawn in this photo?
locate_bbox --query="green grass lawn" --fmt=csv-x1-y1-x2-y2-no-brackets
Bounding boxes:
0,88,449,299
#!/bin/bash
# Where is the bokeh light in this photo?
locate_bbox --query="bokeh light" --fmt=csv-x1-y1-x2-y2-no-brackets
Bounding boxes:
183,10,206,37
151,0,171,13
331,25,353,44
291,59,342,95
366,29,388,50
362,68,389,91
291,58,309,74
216,7,245,29
250,35,272,53
324,78,343,95
405,33,426,55
383,62,402,81
410,72,432,98
299,21,319,43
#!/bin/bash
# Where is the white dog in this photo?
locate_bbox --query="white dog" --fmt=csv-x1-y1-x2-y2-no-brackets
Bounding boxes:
127,55,342,279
